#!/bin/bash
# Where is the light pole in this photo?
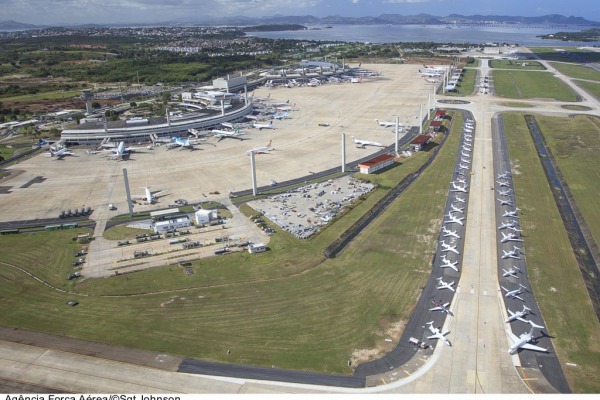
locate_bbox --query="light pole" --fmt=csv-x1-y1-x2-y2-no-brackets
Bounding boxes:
249,150,258,196
341,132,346,173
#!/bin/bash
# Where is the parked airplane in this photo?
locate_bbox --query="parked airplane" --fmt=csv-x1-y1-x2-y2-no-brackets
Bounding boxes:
501,231,523,243
460,157,471,165
497,180,511,187
351,136,384,149
455,195,466,203
188,128,210,138
436,277,455,292
442,226,461,239
497,189,511,196
450,204,464,214
46,147,74,159
444,212,465,226
426,78,438,83
213,130,246,142
254,121,276,130
498,198,513,206
455,177,467,184
502,284,528,301
440,255,459,272
275,103,296,111
506,306,544,328
503,208,520,218
450,182,468,193
103,141,143,160
132,187,166,204
462,145,472,152
459,163,470,170
464,137,473,143
272,112,289,120
461,151,471,158
246,140,273,155
507,327,548,354
169,136,199,150
375,119,397,128
502,266,521,278
498,171,511,179
498,220,518,230
430,297,454,317
502,246,522,260
426,321,452,346
507,225,523,233
440,240,460,255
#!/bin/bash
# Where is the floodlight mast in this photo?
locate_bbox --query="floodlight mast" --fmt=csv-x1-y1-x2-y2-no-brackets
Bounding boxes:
249,150,258,196
341,132,346,173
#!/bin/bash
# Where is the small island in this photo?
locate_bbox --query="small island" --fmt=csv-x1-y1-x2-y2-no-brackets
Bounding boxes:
538,27,600,42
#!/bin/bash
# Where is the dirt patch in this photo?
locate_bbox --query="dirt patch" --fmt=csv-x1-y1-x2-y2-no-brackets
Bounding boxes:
350,319,406,366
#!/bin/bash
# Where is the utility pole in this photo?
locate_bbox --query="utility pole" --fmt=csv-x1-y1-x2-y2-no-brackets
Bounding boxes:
341,132,346,173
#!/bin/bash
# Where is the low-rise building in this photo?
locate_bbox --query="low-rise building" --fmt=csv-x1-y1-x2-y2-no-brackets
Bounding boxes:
248,242,267,254
154,216,191,233
195,209,218,225
357,154,396,174
410,135,433,152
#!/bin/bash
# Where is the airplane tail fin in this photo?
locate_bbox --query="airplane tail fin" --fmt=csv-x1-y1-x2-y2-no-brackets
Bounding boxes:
267,140,272,147
529,321,544,329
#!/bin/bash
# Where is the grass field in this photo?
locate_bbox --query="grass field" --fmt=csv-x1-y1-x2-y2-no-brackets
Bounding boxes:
527,47,600,64
549,62,600,82
492,70,578,101
502,113,600,393
443,68,477,96
499,102,534,108
534,115,600,250
0,113,463,374
0,91,81,103
574,80,600,102
489,60,546,70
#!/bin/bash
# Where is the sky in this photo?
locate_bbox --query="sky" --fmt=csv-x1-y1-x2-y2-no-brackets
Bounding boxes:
1,0,598,26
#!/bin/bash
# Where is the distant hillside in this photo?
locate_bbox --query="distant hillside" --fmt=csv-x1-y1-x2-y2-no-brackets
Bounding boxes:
2,14,599,31
0,20,41,31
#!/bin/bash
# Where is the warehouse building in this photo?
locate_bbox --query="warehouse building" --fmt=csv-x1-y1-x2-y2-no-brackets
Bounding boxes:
358,154,396,174
153,216,191,233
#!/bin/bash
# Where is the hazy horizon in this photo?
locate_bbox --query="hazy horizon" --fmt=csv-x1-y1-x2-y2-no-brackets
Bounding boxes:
0,0,597,27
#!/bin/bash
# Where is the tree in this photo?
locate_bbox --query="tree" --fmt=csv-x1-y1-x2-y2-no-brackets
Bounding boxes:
130,101,137,107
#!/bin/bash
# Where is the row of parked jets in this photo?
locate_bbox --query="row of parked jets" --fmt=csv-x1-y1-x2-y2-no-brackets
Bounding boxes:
424,119,475,347
494,170,549,354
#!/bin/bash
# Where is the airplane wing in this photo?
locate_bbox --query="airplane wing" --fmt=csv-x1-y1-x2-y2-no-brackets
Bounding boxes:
429,306,441,312
426,334,440,340
520,343,548,352
514,295,525,302
506,329,520,344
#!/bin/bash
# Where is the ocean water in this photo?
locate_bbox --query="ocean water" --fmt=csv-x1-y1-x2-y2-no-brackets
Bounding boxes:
247,24,600,47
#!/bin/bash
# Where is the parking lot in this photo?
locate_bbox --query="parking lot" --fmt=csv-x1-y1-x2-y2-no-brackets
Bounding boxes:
248,176,375,239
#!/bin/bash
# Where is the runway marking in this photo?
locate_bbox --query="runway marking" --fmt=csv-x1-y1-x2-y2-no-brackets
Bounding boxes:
403,369,412,376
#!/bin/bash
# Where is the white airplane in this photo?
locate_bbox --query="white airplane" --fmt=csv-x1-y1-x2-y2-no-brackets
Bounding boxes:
440,255,459,272
272,112,289,120
498,171,511,179
498,220,518,230
498,198,513,206
502,284,528,301
442,226,461,239
450,204,464,214
426,78,438,83
502,266,521,279
503,208,520,218
254,120,276,130
375,119,397,128
462,145,472,151
103,141,143,160
426,321,452,346
450,182,468,193
188,128,210,138
497,180,511,187
460,157,471,164
440,240,459,255
461,151,470,158
275,103,296,111
497,189,511,196
430,297,454,317
46,147,74,159
169,136,199,150
132,187,166,204
502,246,522,260
436,277,455,292
269,100,289,107
505,306,544,328
458,163,470,170
455,195,466,203
213,130,246,142
444,212,464,226
508,225,523,233
351,136,384,149
246,140,273,155
507,327,548,354
501,231,523,243
455,177,467,184
464,137,473,143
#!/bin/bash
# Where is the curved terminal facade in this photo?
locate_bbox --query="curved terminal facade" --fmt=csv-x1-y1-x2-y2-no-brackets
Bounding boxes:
60,100,253,144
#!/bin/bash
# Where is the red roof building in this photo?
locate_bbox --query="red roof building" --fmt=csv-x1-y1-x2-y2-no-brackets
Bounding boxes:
409,135,433,152
358,154,396,174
